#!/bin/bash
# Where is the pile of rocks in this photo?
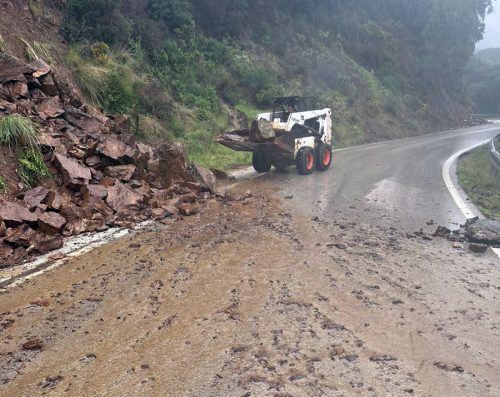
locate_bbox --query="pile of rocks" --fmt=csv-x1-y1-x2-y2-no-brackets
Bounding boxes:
0,54,216,265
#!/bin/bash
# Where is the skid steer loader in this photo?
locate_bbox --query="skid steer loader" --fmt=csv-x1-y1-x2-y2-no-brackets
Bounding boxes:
216,97,333,175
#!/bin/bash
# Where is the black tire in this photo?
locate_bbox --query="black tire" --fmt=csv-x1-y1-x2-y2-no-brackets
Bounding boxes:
315,143,332,171
252,151,272,173
296,147,315,175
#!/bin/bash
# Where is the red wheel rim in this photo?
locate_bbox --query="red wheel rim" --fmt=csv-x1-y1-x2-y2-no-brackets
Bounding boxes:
306,152,314,170
323,149,331,166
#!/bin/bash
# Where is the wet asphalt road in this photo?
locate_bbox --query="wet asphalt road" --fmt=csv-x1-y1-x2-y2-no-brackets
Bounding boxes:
256,124,500,232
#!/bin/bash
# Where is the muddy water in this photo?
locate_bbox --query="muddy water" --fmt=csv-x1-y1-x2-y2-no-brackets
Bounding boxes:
0,186,499,396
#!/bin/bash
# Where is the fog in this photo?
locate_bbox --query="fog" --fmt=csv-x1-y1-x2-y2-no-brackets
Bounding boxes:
476,4,500,50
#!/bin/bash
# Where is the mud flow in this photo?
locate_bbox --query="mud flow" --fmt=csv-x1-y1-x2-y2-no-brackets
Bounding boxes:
0,181,499,397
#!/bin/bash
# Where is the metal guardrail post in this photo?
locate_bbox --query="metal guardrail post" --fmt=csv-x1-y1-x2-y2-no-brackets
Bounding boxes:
490,134,500,172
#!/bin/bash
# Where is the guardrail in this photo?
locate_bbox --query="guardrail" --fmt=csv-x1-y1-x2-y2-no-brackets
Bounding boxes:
490,134,500,172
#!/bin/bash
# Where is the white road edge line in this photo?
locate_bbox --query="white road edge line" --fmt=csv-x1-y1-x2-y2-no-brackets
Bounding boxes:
442,139,500,259
441,140,490,219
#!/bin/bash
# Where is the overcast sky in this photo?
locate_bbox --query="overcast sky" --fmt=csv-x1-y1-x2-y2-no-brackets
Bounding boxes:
476,1,500,50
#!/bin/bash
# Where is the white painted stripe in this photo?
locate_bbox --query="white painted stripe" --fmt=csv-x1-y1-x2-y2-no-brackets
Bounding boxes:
0,221,155,290
442,141,500,259
442,140,491,219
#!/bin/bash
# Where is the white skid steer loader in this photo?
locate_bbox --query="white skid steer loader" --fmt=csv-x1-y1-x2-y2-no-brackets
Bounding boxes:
217,97,333,175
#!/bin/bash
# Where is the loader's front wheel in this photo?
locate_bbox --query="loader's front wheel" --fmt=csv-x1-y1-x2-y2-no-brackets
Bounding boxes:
252,152,272,173
315,143,332,171
296,147,315,175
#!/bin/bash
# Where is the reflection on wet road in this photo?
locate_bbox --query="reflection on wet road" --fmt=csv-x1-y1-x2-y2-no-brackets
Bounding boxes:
261,125,500,231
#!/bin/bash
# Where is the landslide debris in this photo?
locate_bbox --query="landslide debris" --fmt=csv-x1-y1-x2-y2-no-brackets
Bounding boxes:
0,54,216,266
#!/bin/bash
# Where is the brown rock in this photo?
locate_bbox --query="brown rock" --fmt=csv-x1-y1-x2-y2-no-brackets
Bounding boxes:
53,154,91,187
23,186,51,210
22,337,43,351
0,201,38,227
0,221,6,237
65,107,101,133
178,203,199,216
104,165,136,182
39,73,58,96
29,59,51,79
38,212,66,234
37,96,64,118
106,182,143,213
150,208,168,219
0,54,34,83
34,236,64,255
250,119,275,141
0,241,14,261
82,184,108,201
112,114,131,134
97,136,137,164
469,243,488,254
155,142,192,188
4,225,38,247
85,155,101,168
189,164,216,193
4,81,28,99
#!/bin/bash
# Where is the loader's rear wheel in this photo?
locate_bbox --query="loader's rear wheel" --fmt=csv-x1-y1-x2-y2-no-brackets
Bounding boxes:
296,147,315,175
252,152,272,173
315,143,332,171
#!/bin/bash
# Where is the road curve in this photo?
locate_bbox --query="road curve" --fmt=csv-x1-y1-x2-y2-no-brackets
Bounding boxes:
252,124,500,232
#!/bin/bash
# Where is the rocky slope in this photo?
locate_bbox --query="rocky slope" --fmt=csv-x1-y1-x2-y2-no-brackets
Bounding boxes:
0,54,216,266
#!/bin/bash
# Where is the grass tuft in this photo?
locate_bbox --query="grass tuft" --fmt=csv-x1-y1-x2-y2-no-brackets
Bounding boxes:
18,148,50,188
0,175,6,193
0,114,39,148
19,38,52,61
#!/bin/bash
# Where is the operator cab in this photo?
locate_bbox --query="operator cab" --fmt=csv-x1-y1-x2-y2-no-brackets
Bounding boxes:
270,96,318,122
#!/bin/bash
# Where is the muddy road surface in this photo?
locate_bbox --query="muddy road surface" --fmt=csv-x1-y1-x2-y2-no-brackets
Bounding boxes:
1,127,500,396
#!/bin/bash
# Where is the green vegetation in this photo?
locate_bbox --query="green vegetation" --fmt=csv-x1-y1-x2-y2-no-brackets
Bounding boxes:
476,48,500,66
465,55,500,114
18,148,51,189
0,114,39,148
457,146,500,218
20,39,52,62
59,0,493,168
0,175,6,193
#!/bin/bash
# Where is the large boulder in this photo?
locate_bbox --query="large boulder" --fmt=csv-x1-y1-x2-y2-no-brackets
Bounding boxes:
29,59,51,79
38,212,67,234
250,119,275,142
155,142,192,188
0,54,34,83
97,136,137,164
106,181,143,213
0,201,38,227
65,107,102,133
53,154,91,187
34,236,63,255
189,164,216,193
465,219,500,245
4,225,38,247
23,186,51,210
82,183,108,201
104,165,136,182
37,96,65,119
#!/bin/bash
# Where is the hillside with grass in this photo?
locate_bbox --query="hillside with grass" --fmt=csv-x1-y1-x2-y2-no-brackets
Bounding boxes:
0,0,493,169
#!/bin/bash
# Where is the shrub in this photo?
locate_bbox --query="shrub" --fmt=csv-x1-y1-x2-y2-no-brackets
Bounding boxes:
0,175,6,193
0,114,39,148
18,149,51,188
